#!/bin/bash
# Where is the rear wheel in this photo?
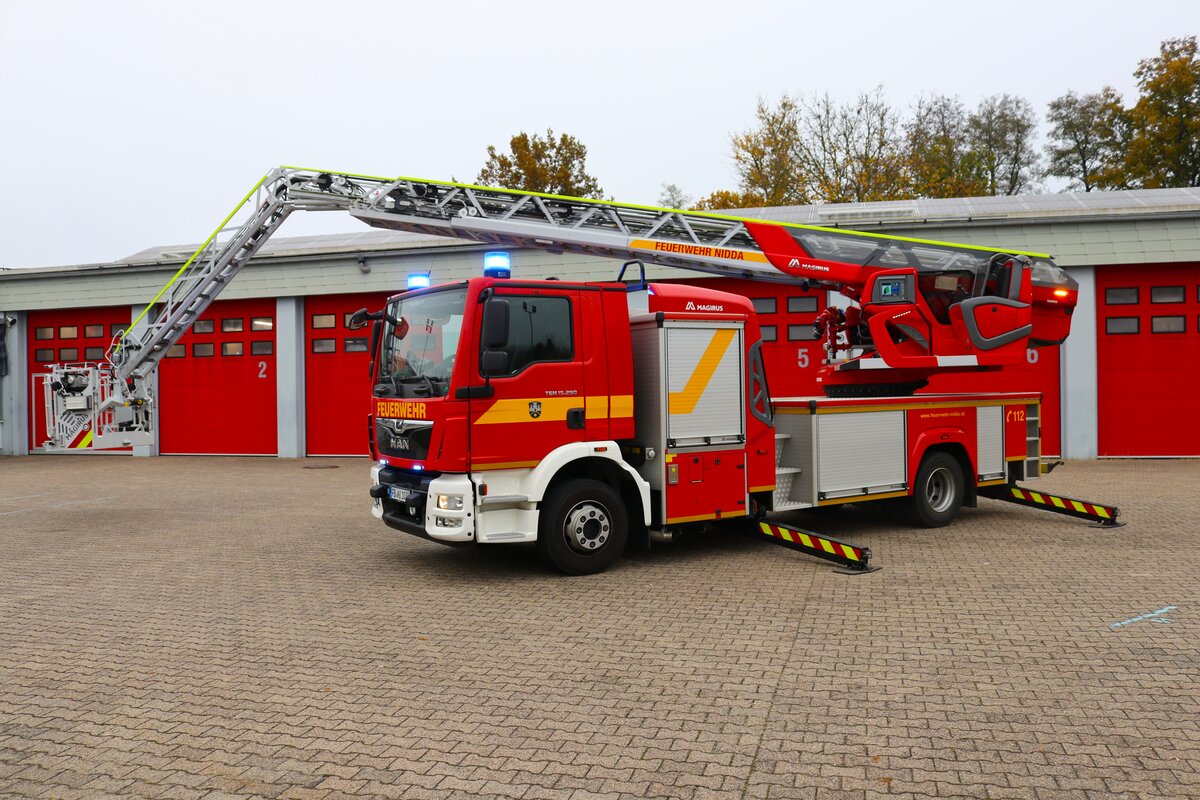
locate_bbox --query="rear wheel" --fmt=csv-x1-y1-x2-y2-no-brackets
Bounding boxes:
537,479,628,575
911,451,964,527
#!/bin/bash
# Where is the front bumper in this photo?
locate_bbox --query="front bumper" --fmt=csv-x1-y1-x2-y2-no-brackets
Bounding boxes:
370,464,475,544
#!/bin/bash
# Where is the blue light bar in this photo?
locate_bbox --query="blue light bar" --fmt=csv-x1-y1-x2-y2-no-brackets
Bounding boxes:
483,251,511,279
407,273,431,289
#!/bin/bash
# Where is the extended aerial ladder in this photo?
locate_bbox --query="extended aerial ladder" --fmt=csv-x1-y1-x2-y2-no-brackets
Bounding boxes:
40,166,1077,451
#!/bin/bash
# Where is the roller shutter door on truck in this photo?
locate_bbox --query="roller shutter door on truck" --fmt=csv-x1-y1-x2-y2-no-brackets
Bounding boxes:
1096,263,1200,457
157,297,278,455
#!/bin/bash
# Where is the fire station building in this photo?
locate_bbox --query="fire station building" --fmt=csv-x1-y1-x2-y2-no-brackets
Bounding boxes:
2,188,1198,460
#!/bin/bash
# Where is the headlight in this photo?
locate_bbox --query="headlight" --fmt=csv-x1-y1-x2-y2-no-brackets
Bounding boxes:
436,494,463,511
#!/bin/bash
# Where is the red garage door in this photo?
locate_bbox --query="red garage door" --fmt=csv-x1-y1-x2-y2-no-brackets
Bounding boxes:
305,292,392,456
1096,263,1200,456
27,306,132,451
924,346,1062,457
158,298,277,455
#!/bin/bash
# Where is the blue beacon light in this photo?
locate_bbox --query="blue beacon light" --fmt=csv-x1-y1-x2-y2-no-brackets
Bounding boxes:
407,273,431,289
483,251,511,279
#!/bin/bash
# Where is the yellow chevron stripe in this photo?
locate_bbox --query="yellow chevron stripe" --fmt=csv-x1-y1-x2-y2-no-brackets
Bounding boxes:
1051,496,1066,508
798,533,814,549
1031,492,1045,504
1072,500,1086,512
759,522,772,536
74,429,93,449
1095,507,1111,519
820,538,835,554
780,529,795,543
668,329,736,415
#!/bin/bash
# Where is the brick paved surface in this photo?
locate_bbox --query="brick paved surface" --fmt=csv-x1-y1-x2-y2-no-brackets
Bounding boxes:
1,456,1197,800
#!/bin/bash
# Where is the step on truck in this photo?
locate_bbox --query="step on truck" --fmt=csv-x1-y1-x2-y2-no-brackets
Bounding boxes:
38,168,1120,574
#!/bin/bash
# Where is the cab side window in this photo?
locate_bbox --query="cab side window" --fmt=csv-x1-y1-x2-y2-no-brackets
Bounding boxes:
500,295,573,374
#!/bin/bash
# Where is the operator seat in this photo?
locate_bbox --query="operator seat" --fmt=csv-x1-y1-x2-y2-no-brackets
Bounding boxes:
948,258,1033,351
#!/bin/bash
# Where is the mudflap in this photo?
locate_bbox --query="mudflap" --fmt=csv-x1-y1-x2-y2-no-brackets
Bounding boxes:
723,518,880,575
979,484,1123,527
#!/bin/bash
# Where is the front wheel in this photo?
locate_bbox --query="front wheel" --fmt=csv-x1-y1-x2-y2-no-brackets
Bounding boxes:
911,451,964,527
537,479,628,575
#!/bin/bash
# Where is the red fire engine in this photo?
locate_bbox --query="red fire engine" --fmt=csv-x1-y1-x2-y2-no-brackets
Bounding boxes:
39,168,1119,574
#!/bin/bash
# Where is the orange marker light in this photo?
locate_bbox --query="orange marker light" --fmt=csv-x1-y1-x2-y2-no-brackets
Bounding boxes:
1053,289,1069,297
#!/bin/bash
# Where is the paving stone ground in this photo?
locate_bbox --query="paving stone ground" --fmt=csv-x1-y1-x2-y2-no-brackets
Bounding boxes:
1,456,1197,800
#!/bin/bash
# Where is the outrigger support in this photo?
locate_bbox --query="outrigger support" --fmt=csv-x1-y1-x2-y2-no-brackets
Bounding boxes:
730,519,880,574
979,484,1122,527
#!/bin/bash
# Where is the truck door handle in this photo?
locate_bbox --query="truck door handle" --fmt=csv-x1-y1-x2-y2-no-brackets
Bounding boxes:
566,408,585,429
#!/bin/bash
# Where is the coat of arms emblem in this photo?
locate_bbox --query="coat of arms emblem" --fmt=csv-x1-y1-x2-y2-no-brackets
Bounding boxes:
528,401,542,419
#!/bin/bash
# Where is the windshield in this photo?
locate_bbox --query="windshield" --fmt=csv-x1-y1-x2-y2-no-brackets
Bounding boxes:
376,286,468,398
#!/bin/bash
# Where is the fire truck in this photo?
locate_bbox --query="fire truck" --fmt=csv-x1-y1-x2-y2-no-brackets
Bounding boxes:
39,168,1120,574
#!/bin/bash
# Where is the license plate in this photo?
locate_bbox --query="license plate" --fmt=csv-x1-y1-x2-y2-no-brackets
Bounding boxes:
388,486,412,502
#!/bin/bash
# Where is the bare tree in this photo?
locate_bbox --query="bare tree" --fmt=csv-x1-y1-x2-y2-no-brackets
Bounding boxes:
657,183,693,209
1045,88,1129,191
968,95,1042,195
793,89,909,203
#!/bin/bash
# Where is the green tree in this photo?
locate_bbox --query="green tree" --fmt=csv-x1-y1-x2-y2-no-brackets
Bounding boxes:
904,95,989,198
476,129,604,198
968,94,1042,195
1045,88,1130,191
1125,36,1200,188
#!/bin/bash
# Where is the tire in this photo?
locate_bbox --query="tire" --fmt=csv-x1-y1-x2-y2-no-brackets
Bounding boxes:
910,451,964,528
537,479,628,575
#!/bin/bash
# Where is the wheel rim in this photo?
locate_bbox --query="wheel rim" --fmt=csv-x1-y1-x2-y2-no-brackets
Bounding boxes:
925,466,955,514
563,500,612,555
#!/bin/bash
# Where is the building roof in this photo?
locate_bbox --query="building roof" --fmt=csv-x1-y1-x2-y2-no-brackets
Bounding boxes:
734,187,1200,228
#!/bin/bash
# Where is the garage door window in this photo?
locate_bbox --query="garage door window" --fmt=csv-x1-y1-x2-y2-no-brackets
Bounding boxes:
193,320,214,334
84,324,104,338
1151,316,1185,333
788,324,819,341
35,327,53,340
59,326,77,339
111,324,128,338
1105,287,1138,305
222,318,243,332
761,325,777,342
344,338,369,352
85,347,104,361
1105,317,1139,335
312,314,336,329
222,342,244,356
250,341,273,356
1150,286,1185,304
251,317,273,331
34,348,53,361
750,298,776,314
165,344,185,358
312,338,336,353
788,296,819,313
193,343,214,357
59,348,78,361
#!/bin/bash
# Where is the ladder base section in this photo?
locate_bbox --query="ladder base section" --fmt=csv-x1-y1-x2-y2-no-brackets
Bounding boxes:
979,484,1122,527
729,519,879,574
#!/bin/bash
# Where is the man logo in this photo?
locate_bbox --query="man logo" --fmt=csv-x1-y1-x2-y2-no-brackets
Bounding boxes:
528,401,542,419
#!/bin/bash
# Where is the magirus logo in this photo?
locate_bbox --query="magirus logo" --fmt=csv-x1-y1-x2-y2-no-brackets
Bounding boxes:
788,258,830,272
685,301,725,311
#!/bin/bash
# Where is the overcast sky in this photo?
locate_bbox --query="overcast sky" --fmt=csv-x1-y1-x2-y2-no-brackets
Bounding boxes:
0,0,1194,269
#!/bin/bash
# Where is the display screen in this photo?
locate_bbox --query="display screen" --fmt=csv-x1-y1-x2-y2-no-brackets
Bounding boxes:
878,278,907,300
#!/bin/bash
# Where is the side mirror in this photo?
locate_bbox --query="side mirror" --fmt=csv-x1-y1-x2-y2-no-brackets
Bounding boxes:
482,297,510,349
367,320,382,377
348,308,370,330
481,350,510,376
